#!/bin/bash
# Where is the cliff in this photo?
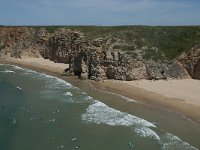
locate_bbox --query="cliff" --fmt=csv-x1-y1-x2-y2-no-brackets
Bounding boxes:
178,46,200,79
1,26,200,80
0,27,40,58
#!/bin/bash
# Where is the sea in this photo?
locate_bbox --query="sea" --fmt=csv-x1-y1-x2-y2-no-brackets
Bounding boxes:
0,63,200,150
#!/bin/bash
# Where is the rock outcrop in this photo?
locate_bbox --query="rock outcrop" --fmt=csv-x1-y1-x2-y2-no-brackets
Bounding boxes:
0,27,40,58
43,28,84,63
0,27,196,81
145,60,190,80
178,46,200,79
66,36,188,80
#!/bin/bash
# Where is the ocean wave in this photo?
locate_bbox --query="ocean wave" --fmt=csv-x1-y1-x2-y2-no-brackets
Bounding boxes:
62,91,94,103
11,64,72,88
12,65,40,75
161,133,198,150
0,64,12,67
64,91,73,96
104,91,140,103
12,65,23,70
16,86,22,90
84,95,93,100
118,94,141,103
0,70,15,73
61,98,75,103
81,101,160,140
82,101,155,127
134,127,160,140
38,73,72,88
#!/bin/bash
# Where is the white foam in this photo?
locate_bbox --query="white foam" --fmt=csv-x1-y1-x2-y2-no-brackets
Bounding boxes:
82,101,155,127
24,68,38,74
0,70,15,73
12,65,23,70
64,91,73,97
61,98,74,103
84,96,93,100
119,94,141,103
81,91,87,95
11,65,72,88
134,127,160,140
38,73,72,87
161,133,198,150
81,101,160,140
12,65,40,74
105,91,140,103
17,86,22,90
0,64,11,67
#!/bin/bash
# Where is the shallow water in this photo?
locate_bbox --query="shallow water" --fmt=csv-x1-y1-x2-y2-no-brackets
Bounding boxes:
0,64,200,150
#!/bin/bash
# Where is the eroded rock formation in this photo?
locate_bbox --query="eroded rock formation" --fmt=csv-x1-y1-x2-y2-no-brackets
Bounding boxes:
0,27,198,80
0,27,40,58
178,46,200,79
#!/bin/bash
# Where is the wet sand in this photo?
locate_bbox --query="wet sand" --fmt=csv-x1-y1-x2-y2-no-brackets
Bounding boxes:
95,80,200,124
1,57,200,124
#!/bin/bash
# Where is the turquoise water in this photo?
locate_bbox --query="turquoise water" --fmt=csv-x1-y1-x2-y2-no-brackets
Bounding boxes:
0,64,200,150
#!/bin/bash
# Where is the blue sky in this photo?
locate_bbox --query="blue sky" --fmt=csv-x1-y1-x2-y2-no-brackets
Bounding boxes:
0,0,200,25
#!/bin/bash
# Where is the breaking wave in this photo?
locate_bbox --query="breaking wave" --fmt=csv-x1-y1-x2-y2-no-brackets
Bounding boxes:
3,64,198,149
161,133,198,150
134,127,160,140
0,70,15,73
81,101,159,140
103,91,140,103
64,91,73,97
38,73,72,88
12,65,23,70
11,64,72,88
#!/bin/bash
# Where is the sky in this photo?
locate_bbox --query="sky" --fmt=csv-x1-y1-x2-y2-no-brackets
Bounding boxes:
0,0,200,26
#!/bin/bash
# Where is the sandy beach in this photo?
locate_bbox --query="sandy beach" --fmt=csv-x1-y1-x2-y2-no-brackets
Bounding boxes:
96,80,200,124
1,57,200,124
104,79,200,106
0,57,69,74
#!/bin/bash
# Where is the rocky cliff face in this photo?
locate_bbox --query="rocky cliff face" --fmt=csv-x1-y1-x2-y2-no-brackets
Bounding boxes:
178,46,200,79
0,27,197,80
41,28,84,64
0,27,40,58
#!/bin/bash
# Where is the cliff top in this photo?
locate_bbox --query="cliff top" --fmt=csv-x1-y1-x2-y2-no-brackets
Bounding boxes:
1,25,200,60
34,25,200,60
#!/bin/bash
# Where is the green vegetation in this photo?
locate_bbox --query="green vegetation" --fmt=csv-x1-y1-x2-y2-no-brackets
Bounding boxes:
4,25,200,60
31,26,65,33
39,25,200,60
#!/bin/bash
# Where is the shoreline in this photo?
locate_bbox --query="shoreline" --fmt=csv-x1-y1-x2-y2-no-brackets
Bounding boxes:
94,80,200,124
1,58,200,124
